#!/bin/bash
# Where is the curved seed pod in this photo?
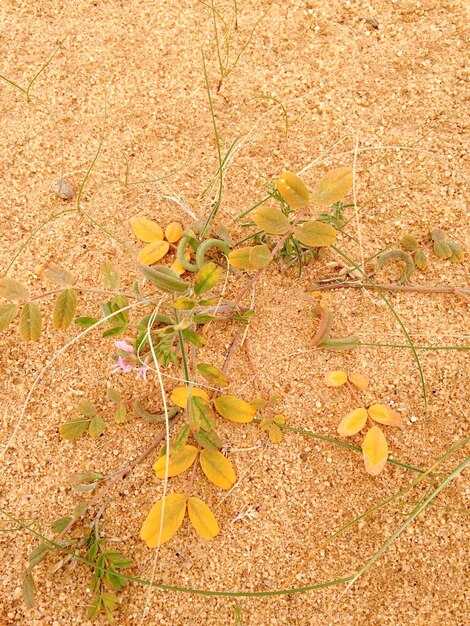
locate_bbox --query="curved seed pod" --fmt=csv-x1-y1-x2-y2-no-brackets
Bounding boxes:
376,250,414,284
195,239,230,269
311,305,334,346
176,237,199,272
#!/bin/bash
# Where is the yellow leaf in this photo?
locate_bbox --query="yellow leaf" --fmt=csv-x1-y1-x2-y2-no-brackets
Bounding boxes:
0,303,18,331
311,167,353,206
276,172,310,209
140,493,187,547
173,297,195,311
52,288,77,330
268,424,283,444
213,395,256,423
165,222,183,243
130,217,164,243
294,220,337,248
252,206,290,235
337,408,368,437
228,247,252,270
153,445,198,479
20,302,42,341
367,404,401,427
197,363,230,388
248,244,272,269
187,497,220,540
324,370,348,387
138,240,170,265
362,426,388,476
170,386,209,409
199,449,236,490
171,252,190,275
259,417,272,431
348,373,370,391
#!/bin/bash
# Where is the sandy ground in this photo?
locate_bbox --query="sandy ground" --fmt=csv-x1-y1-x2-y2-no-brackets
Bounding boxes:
0,1,469,625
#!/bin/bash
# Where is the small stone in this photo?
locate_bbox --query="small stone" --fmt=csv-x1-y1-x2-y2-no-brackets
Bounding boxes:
52,178,75,200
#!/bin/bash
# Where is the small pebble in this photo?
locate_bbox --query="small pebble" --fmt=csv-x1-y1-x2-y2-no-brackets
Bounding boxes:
52,178,75,200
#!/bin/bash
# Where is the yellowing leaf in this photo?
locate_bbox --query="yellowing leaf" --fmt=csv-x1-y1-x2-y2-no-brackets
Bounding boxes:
39,263,74,286
197,363,230,388
337,408,368,437
213,395,256,423
448,241,464,263
362,426,388,476
171,255,189,275
228,247,252,270
199,449,236,490
173,297,195,311
276,172,310,209
311,167,353,206
20,302,41,341
348,373,370,391
0,303,18,331
400,235,418,251
0,278,28,302
165,222,183,243
268,424,283,444
194,262,222,296
101,262,120,290
324,370,348,387
248,244,272,269
294,220,337,248
53,288,77,330
367,404,401,427
189,396,215,432
170,386,209,409
187,497,219,540
153,445,198,479
137,240,170,265
252,206,290,235
130,217,164,243
140,493,187,548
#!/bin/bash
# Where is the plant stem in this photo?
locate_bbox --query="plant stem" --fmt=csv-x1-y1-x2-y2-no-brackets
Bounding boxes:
312,280,470,297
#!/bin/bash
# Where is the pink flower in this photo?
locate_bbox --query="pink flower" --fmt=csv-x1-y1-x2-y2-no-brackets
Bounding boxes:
111,356,134,374
115,340,134,353
135,364,149,381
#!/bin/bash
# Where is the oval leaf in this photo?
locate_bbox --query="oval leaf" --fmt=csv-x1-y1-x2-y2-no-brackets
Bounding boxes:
101,262,120,290
294,220,337,248
362,425,388,476
88,414,105,438
194,262,223,296
130,217,164,243
252,206,290,235
0,278,28,302
197,363,230,388
20,302,41,341
199,449,236,490
170,386,209,409
228,247,253,270
0,303,18,331
173,297,195,311
153,445,198,479
138,240,170,265
189,396,215,432
165,222,183,243
187,497,219,540
249,244,272,269
276,172,310,209
324,370,348,387
59,417,89,440
213,395,256,423
139,265,189,294
337,408,368,437
348,373,370,391
39,263,74,286
53,288,77,330
140,493,187,548
311,167,353,206
367,404,401,427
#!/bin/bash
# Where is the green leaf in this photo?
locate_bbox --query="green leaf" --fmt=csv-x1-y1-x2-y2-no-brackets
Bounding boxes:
415,249,428,270
87,595,102,621
252,205,290,235
400,235,418,251
138,264,189,294
448,241,465,263
29,542,51,566
173,296,195,310
77,400,97,416
194,262,223,296
114,404,127,423
311,167,353,206
319,336,360,351
89,414,105,438
101,593,118,624
433,241,453,259
20,302,42,340
276,172,310,208
59,417,89,440
0,278,28,301
192,314,217,324
194,428,222,451
51,516,72,533
73,501,89,518
102,325,126,338
106,569,127,591
294,220,337,247
52,288,77,330
171,425,190,456
189,396,215,432
107,387,121,403
182,328,206,347
197,363,230,387
111,294,129,323
75,316,99,328
0,303,18,331
101,262,120,290
22,571,36,610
